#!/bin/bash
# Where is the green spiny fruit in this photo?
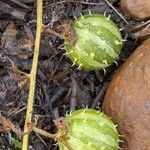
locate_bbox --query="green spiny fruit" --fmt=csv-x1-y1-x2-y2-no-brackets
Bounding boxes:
63,14,122,71
57,109,119,150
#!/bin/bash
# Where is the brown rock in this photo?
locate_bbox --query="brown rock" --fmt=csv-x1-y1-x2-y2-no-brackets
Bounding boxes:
120,0,150,20
102,38,150,150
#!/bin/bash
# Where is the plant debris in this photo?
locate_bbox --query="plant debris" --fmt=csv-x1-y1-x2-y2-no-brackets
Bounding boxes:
0,114,21,135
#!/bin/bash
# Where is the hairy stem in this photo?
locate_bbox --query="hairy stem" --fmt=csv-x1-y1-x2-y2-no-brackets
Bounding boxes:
32,126,57,139
22,0,43,149
33,126,73,150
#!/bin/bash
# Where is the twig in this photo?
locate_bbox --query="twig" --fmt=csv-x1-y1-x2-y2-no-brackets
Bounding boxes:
48,55,64,81
42,84,54,118
70,74,77,111
102,0,129,25
44,0,103,8
91,83,108,109
22,0,43,149
0,0,27,19
129,19,150,31
11,0,31,10
34,132,48,148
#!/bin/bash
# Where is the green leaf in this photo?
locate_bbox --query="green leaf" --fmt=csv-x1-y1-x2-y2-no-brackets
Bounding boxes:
11,138,22,149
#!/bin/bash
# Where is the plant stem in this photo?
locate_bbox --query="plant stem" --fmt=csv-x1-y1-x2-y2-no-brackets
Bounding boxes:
33,126,73,150
42,26,65,40
22,0,43,149
32,127,57,139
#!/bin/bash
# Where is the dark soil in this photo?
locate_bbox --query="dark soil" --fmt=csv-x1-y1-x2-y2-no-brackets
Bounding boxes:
0,0,145,150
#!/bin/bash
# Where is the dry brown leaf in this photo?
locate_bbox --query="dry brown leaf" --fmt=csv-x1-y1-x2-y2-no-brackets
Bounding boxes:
0,114,21,136
1,23,33,59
